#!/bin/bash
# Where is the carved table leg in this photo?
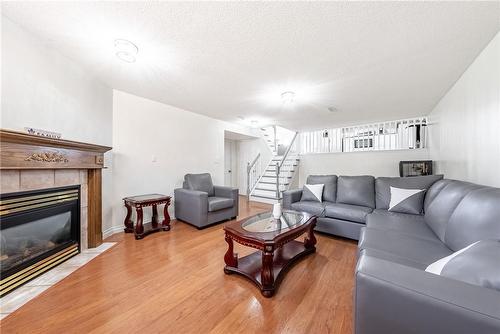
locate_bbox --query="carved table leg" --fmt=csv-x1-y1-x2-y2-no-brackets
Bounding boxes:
161,201,171,231
135,206,144,239
124,202,134,233
304,218,317,251
224,235,238,274
261,248,275,297
152,204,159,228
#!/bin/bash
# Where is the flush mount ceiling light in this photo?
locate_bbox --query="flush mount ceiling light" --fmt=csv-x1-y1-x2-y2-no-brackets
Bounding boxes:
114,39,138,63
281,91,296,104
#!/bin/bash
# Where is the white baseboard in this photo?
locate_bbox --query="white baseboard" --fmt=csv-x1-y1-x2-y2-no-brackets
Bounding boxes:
102,225,123,239
102,215,178,240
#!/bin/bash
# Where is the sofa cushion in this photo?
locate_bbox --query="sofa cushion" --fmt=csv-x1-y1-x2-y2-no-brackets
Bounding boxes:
291,201,325,217
301,184,324,202
388,187,426,214
337,175,375,208
207,197,234,212
324,203,372,223
358,228,452,266
359,248,427,270
375,175,443,209
424,179,500,251
185,173,215,196
367,209,438,241
306,175,337,202
444,188,500,251
437,240,500,291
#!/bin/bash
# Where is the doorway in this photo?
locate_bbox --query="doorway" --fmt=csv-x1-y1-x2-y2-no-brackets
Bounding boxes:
224,139,237,187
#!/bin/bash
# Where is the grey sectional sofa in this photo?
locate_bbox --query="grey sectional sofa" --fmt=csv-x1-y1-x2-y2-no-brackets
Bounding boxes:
283,175,500,333
283,174,443,240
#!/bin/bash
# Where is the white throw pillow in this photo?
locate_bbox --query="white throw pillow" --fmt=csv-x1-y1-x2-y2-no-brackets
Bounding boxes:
425,241,479,275
388,186,426,214
302,184,324,202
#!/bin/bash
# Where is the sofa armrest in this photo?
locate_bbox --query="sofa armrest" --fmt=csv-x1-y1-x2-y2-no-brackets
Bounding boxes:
355,254,500,334
214,185,239,218
282,188,303,209
174,188,208,224
214,185,238,200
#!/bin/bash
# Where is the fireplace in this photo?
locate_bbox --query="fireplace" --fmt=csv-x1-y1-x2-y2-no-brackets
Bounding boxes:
0,185,81,296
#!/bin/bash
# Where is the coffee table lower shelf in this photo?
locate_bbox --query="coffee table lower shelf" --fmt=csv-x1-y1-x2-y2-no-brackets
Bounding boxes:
223,240,315,297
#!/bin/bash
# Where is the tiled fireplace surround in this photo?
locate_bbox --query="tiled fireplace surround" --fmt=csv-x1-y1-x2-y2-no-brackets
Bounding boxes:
1,169,90,249
0,130,113,318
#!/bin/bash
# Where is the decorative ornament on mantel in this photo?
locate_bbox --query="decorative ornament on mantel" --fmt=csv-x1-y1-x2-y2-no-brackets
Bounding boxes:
24,127,61,139
25,152,69,163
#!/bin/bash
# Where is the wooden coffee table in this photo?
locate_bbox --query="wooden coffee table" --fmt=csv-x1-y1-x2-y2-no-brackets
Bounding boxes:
223,210,317,297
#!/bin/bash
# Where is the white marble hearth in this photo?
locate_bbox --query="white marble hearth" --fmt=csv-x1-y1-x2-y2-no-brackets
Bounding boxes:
0,242,116,320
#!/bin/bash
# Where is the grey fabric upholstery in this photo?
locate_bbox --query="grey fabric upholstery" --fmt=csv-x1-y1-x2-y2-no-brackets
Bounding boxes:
174,174,238,228
290,201,326,217
424,179,500,251
184,173,215,196
355,254,500,334
337,175,375,208
282,188,302,210
440,240,500,291
306,175,337,202
375,174,443,209
315,217,364,240
207,197,234,212
324,203,372,223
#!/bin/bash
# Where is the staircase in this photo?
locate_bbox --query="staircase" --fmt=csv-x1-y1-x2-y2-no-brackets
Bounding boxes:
260,126,278,155
247,127,300,204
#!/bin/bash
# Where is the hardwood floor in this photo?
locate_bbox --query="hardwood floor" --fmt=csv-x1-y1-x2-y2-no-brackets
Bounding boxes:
0,197,358,334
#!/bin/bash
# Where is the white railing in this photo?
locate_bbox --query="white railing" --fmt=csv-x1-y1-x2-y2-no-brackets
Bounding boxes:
275,132,299,198
246,153,262,198
299,117,428,154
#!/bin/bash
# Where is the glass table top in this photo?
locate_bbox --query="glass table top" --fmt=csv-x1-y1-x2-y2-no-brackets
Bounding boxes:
242,211,307,233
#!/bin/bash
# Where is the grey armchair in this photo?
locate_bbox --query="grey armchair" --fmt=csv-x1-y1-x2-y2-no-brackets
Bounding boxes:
174,173,239,229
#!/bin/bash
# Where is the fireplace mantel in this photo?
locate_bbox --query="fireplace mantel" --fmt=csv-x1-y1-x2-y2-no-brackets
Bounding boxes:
0,129,112,248
0,129,111,170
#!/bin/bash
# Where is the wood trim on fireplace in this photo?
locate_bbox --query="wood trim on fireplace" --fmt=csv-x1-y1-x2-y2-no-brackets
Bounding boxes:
0,128,112,249
87,169,103,248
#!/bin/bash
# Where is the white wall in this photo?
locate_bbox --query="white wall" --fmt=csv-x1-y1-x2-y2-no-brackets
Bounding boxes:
298,149,430,186
0,17,114,232
428,32,500,187
112,90,253,226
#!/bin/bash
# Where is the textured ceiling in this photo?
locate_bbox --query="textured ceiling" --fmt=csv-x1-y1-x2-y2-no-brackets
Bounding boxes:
2,1,499,130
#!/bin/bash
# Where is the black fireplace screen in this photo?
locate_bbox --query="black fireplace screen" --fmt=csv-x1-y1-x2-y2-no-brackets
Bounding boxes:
0,186,80,296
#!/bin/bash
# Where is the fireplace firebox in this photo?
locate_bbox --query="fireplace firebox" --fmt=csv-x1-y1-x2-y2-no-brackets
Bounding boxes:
0,185,81,296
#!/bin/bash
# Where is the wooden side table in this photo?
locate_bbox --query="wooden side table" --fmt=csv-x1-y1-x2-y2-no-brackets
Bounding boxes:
123,194,171,240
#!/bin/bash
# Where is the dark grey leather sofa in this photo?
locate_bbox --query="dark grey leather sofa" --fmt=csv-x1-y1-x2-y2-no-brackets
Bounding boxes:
174,173,239,229
283,174,443,240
